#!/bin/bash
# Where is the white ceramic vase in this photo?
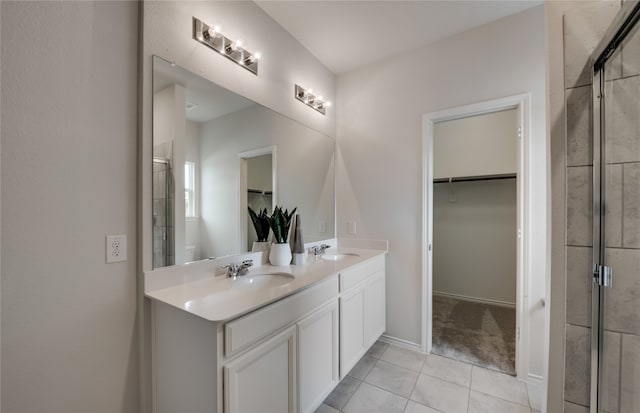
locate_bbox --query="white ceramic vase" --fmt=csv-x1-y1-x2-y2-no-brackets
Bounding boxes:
269,243,292,266
251,241,270,252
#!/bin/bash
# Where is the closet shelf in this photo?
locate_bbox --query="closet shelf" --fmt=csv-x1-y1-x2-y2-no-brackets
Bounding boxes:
433,173,516,183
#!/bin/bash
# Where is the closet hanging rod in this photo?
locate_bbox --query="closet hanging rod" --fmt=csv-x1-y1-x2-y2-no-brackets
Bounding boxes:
248,189,273,195
433,173,516,184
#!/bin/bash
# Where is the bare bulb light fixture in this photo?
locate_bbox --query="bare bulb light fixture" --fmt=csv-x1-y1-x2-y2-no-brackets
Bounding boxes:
193,17,261,75
295,85,331,115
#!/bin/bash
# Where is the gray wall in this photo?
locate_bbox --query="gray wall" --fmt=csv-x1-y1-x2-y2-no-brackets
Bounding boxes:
433,179,517,305
1,2,139,411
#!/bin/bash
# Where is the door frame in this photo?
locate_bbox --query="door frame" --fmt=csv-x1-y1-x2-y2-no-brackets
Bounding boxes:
238,146,277,252
421,94,530,379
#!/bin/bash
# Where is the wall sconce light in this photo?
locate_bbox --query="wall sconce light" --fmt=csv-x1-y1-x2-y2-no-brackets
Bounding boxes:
295,84,331,115
193,17,261,75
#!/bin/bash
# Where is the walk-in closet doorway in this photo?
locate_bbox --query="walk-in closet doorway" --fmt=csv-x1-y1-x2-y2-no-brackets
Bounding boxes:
422,94,529,379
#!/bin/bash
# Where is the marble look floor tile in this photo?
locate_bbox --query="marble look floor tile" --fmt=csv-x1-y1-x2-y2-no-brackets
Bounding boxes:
366,340,389,359
364,360,418,398
314,403,339,413
324,375,360,411
411,374,469,413
421,354,472,387
380,345,425,372
403,400,441,413
342,382,407,413
348,354,376,380
471,366,529,406
468,391,531,413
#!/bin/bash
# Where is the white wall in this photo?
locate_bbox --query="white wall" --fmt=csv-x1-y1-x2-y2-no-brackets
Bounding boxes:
199,105,334,258
186,121,201,261
1,2,139,411
434,109,518,179
336,5,547,379
433,179,517,305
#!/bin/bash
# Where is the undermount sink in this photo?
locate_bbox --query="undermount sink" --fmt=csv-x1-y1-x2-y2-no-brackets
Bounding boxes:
321,252,360,261
232,272,294,289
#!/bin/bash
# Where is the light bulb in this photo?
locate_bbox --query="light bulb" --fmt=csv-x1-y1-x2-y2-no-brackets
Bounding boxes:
236,40,243,49
254,52,262,61
326,101,332,107
307,88,313,94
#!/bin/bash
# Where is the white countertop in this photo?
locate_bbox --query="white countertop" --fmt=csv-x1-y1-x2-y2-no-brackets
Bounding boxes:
145,246,386,322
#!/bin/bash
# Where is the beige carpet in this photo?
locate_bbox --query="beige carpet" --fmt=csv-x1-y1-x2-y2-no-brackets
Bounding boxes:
431,295,516,375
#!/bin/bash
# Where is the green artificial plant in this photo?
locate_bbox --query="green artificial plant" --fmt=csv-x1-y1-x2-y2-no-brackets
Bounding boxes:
267,206,297,244
248,207,270,242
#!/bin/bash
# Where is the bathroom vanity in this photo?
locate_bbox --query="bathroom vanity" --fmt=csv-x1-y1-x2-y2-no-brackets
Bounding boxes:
145,242,386,413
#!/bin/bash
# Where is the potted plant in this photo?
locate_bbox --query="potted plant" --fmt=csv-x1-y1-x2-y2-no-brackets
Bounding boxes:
248,207,271,252
267,206,297,266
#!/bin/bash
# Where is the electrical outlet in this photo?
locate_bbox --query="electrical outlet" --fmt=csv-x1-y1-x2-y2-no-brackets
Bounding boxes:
348,221,357,235
318,221,327,233
106,235,127,263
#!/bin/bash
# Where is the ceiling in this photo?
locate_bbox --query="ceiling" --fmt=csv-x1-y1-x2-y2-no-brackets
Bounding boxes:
154,58,255,123
256,0,542,74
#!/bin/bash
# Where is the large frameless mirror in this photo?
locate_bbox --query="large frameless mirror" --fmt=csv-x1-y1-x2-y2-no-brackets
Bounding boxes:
152,56,335,268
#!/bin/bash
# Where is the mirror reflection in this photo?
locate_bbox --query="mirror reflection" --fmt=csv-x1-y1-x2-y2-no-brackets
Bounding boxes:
152,56,335,268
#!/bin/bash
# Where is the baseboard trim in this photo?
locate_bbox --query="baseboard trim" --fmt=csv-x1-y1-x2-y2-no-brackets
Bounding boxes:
433,291,516,309
379,334,424,353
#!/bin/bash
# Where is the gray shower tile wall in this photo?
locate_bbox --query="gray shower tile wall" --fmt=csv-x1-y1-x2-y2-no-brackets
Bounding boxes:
621,334,640,411
566,166,593,246
602,331,621,413
566,86,592,167
623,163,640,248
604,248,640,335
605,164,623,248
566,246,592,327
605,76,640,163
563,0,621,88
563,2,621,410
564,325,591,406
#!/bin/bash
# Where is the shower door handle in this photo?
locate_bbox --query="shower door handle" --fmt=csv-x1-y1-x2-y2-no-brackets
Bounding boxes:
593,264,613,288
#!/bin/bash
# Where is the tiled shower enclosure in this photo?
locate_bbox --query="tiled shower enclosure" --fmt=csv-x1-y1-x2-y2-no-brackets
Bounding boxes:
564,2,640,412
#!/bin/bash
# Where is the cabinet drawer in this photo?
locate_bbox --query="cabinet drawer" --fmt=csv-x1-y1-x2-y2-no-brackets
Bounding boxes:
225,275,338,357
339,255,385,292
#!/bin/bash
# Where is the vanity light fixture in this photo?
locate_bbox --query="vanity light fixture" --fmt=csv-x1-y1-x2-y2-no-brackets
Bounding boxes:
295,84,331,115
193,17,260,75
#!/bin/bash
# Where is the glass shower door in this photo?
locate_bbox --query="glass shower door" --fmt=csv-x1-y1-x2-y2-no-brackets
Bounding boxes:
592,10,640,412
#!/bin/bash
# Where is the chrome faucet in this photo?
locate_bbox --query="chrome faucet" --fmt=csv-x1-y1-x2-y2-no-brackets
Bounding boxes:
222,259,253,279
309,244,331,257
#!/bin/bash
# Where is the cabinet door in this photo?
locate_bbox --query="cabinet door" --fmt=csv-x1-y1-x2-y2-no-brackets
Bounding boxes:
364,271,386,348
340,286,366,378
298,299,339,413
224,325,297,413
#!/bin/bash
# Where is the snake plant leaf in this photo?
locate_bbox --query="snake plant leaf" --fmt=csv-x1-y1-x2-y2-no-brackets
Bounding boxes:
248,206,270,242
268,205,297,243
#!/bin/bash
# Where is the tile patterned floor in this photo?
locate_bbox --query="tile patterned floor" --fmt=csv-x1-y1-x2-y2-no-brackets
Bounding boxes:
318,341,543,413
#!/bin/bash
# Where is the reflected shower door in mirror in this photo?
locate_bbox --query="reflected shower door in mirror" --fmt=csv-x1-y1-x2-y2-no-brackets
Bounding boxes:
152,56,335,268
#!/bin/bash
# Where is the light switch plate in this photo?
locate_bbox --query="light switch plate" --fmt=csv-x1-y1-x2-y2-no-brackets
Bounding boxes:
106,235,127,263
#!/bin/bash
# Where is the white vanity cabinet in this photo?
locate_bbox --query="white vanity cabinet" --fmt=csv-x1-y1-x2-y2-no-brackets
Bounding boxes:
148,250,386,413
224,325,297,413
339,255,386,377
223,276,339,413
